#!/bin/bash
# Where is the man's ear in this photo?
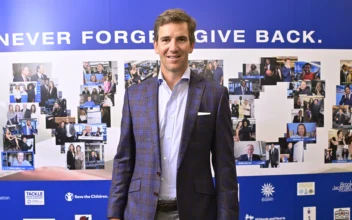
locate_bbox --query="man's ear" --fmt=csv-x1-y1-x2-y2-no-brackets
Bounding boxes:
154,40,160,54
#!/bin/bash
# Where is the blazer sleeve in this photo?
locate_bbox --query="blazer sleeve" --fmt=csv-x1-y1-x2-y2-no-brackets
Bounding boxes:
211,87,239,220
107,89,136,219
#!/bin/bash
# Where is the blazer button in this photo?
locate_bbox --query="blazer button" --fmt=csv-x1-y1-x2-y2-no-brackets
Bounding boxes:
154,192,159,197
157,172,161,176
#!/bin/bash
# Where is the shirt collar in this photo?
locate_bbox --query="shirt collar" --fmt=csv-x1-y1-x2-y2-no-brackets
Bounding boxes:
157,67,191,85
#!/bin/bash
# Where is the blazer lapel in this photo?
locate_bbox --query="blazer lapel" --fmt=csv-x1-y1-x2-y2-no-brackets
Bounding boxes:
144,77,161,171
177,72,205,169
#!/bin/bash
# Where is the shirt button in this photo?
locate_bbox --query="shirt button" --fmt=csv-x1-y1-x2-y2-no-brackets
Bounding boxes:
161,178,164,181
163,157,166,160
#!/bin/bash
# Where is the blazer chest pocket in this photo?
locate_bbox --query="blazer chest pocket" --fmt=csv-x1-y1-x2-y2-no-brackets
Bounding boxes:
128,178,141,193
194,178,215,196
196,115,213,124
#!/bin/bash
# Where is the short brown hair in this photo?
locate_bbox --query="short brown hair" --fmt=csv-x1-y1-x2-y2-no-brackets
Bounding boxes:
153,9,197,44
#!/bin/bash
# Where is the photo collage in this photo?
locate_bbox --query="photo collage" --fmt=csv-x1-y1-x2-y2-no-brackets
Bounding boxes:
1,61,116,171
233,57,323,168
325,60,352,163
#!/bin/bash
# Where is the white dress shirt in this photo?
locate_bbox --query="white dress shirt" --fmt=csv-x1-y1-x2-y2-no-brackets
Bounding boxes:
158,67,190,200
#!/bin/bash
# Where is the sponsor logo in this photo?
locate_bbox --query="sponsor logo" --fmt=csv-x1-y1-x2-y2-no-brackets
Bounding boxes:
297,182,315,196
245,214,286,220
65,192,108,202
303,206,316,220
0,196,10,201
261,183,275,202
332,181,352,193
334,208,350,220
75,215,92,220
24,191,45,205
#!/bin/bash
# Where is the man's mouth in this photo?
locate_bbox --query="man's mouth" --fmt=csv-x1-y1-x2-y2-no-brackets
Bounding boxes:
167,55,181,59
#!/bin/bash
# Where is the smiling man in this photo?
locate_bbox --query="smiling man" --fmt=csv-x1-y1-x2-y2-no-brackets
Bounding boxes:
107,9,239,220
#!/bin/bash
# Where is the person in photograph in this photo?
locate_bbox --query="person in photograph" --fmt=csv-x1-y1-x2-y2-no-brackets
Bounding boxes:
90,74,99,83
129,65,142,84
300,63,320,80
12,152,32,166
212,60,223,85
329,137,338,161
243,99,251,119
82,125,92,136
310,99,322,126
102,94,113,107
26,84,36,102
101,107,111,127
234,80,251,95
52,102,65,117
22,120,36,135
234,121,243,141
19,136,33,151
13,66,31,82
292,123,307,138
22,104,31,119
4,128,20,151
90,151,100,162
95,63,107,75
7,104,16,125
104,76,112,94
190,63,198,74
293,110,304,123
239,120,252,141
107,9,238,220
14,104,22,123
246,64,259,76
334,108,346,128
200,61,213,82
275,63,282,81
95,127,102,136
281,59,293,82
30,104,36,119
82,87,90,95
339,85,352,106
31,65,48,81
78,109,88,123
65,118,76,142
84,96,96,107
48,81,57,99
296,81,311,95
40,79,50,106
312,81,325,96
66,144,76,170
91,88,98,95
98,85,104,94
13,85,22,103
341,64,350,83
75,145,84,170
269,144,279,168
238,144,261,161
56,121,66,145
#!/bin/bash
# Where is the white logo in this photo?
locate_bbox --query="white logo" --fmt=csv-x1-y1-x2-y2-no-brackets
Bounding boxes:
24,191,45,206
65,192,108,202
261,183,275,202
75,215,92,220
332,181,352,192
65,192,74,202
334,208,350,220
303,206,316,220
297,182,315,196
245,214,286,220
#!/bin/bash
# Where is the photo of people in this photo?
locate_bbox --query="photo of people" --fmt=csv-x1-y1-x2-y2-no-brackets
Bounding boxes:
261,143,281,168
286,123,317,143
9,82,39,103
293,80,312,96
332,105,352,129
124,60,159,89
6,103,39,125
39,78,60,107
188,60,224,85
229,95,255,119
74,123,107,143
228,78,261,98
78,106,111,127
299,95,324,127
336,85,352,107
79,94,101,108
65,142,85,170
1,151,34,170
46,116,75,129
234,141,266,166
311,80,325,97
83,61,118,95
232,118,256,142
340,60,352,85
277,138,305,163
291,109,305,123
294,61,321,81
12,63,51,82
2,126,35,153
54,118,77,145
242,64,261,77
325,129,352,163
85,143,105,169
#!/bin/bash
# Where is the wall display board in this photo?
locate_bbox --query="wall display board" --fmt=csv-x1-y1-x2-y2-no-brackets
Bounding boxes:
0,0,352,219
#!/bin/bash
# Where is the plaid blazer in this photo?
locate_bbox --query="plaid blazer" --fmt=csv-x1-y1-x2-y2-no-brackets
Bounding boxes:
107,71,239,219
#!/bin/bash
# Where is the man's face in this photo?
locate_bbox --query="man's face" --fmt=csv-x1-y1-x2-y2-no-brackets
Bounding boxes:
286,60,291,66
247,146,254,156
346,87,350,94
22,67,30,76
300,81,307,89
39,65,44,74
17,153,24,162
154,22,194,75
241,81,246,87
303,65,311,73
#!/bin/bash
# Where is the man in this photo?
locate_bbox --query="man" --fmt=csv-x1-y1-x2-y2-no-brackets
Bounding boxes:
238,144,261,161
269,144,279,168
234,80,251,95
339,85,352,106
13,66,31,82
31,65,48,81
293,110,304,123
107,9,238,220
65,118,76,142
22,120,36,135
